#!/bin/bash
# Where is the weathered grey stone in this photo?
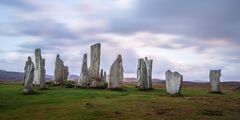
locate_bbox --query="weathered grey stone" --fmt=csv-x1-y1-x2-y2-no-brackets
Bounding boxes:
100,69,107,82
40,58,46,89
89,43,101,81
108,55,124,89
54,54,64,85
145,57,153,89
33,49,45,87
87,43,106,88
136,59,141,87
210,70,221,92
23,56,35,94
63,66,69,81
138,58,148,90
77,53,89,87
103,71,107,82
165,70,183,94
137,57,153,90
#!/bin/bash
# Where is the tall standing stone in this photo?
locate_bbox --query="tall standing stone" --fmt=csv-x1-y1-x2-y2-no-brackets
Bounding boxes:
136,59,141,87
103,71,107,82
77,53,89,87
145,57,153,89
33,49,45,88
63,66,69,81
210,70,221,93
100,69,107,82
89,43,101,81
23,56,35,94
40,58,46,89
108,55,124,89
138,58,148,90
165,70,183,94
54,54,64,85
137,57,153,90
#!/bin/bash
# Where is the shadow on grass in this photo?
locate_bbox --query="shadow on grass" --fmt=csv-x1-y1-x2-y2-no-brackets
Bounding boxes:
209,91,224,94
22,91,41,95
165,93,184,97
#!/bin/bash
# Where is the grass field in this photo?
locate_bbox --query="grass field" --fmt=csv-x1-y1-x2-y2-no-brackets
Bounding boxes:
0,83,240,120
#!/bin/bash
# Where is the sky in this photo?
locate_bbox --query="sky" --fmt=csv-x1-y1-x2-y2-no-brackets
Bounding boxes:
0,0,239,81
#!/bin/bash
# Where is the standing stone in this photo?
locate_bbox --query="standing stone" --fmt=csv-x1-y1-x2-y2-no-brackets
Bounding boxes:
136,59,141,87
210,70,221,93
108,55,124,89
145,57,153,89
165,70,183,94
103,71,107,82
89,43,101,81
23,56,35,94
138,58,148,90
33,49,45,87
100,69,107,82
63,66,69,81
137,57,153,90
77,53,89,87
88,43,106,88
54,54,64,85
40,58,46,89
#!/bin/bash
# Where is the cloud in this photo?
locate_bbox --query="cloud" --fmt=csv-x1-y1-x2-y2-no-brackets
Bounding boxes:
108,0,240,45
0,0,239,81
0,0,39,11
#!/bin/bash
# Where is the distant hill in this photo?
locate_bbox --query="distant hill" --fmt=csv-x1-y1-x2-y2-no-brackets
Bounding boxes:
68,74,79,81
0,69,53,82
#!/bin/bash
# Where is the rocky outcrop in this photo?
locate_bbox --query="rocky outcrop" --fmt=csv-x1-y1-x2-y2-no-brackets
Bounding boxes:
210,70,221,93
23,56,35,94
165,70,183,94
108,55,124,89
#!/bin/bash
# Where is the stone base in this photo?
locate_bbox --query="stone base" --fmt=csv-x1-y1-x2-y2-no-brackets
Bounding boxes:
107,87,123,91
90,80,107,89
210,91,222,94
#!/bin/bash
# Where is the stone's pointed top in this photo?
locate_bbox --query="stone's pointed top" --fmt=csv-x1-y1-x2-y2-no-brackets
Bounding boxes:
91,43,101,46
35,48,41,52
144,57,148,61
83,53,87,57
91,43,101,48
117,54,122,61
166,70,171,73
57,54,60,58
173,71,181,75
28,56,31,61
210,69,221,72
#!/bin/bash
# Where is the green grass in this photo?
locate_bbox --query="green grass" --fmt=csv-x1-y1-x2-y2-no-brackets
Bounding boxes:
0,83,240,120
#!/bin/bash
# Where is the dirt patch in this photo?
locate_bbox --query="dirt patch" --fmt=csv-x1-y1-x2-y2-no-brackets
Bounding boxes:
202,109,223,116
155,107,173,115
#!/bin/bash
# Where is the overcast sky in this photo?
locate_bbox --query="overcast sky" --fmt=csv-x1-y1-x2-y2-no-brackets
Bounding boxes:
0,0,239,81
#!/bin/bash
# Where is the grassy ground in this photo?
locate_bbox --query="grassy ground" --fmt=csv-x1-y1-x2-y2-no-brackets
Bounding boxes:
0,83,240,120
